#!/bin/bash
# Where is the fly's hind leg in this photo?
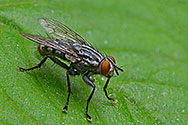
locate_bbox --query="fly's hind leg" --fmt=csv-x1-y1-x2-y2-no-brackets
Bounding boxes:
17,55,68,72
17,56,48,72
18,55,79,113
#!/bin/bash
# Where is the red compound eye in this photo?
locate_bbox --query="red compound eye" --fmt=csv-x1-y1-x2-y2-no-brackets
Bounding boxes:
108,56,116,64
100,60,110,75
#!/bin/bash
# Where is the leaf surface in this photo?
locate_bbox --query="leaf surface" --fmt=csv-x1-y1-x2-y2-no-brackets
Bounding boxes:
0,0,188,124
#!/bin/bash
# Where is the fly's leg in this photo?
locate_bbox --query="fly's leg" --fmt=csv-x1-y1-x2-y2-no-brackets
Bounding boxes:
17,55,69,72
62,70,79,112
104,77,117,103
62,71,71,112
47,56,78,112
17,56,48,72
48,56,69,70
48,56,81,112
83,72,96,121
18,55,79,113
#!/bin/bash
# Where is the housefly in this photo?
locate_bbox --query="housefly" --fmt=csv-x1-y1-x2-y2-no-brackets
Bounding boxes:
17,18,123,121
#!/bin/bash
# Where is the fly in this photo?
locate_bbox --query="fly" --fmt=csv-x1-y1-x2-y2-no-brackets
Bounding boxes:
17,18,123,121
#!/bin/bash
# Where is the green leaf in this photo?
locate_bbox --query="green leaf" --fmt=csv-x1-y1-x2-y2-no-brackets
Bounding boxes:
0,0,188,124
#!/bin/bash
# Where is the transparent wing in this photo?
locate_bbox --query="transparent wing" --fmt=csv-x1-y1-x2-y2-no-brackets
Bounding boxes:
39,18,89,45
20,33,80,61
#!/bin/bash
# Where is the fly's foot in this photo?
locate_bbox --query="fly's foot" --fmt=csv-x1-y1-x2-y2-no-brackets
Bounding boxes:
17,67,27,72
86,114,92,122
108,97,118,103
112,98,118,103
62,105,68,113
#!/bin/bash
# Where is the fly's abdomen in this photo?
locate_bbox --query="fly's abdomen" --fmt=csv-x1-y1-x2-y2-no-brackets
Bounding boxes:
37,44,66,60
37,44,46,56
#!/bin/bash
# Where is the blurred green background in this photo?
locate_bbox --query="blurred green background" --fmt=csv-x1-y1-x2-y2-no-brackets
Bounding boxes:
0,0,188,124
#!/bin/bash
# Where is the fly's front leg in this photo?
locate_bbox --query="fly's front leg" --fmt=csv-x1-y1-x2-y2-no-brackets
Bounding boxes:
17,56,48,72
104,77,117,103
83,72,96,121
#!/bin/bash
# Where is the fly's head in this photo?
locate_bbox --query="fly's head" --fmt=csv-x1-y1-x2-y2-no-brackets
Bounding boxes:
99,56,123,77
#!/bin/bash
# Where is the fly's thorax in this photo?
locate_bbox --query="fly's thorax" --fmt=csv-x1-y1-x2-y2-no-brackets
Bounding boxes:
99,56,116,77
73,43,104,67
